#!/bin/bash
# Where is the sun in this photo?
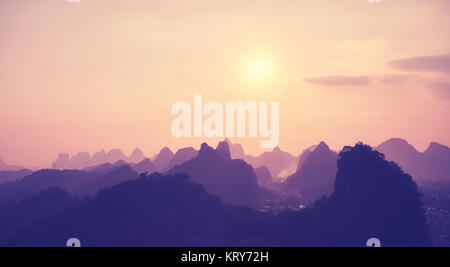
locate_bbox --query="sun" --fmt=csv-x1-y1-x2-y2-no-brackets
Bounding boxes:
248,59,271,81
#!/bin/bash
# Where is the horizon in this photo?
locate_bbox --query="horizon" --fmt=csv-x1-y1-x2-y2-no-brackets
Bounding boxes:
1,137,447,169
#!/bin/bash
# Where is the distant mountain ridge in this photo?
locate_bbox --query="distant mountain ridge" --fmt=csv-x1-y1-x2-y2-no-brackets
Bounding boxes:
169,142,260,208
376,138,450,183
244,147,298,178
54,148,147,170
13,138,450,186
0,164,139,204
284,142,338,203
0,158,24,172
0,170,33,185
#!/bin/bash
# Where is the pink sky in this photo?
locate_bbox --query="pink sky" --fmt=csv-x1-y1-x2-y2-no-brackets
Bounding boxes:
0,0,449,167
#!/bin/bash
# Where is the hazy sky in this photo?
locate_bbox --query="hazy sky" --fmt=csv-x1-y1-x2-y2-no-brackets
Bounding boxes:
1,0,449,167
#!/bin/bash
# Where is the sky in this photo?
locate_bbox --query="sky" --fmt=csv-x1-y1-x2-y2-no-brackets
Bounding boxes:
0,0,449,167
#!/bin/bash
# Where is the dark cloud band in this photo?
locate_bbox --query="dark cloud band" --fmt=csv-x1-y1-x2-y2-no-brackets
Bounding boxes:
302,75,370,86
389,54,450,73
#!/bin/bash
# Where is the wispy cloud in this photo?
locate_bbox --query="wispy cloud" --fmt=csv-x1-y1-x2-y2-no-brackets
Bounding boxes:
380,74,416,84
302,75,370,87
389,54,450,74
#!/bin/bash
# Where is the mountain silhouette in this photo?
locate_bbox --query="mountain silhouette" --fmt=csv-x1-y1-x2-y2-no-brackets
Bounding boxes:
284,142,338,203
245,147,297,178
167,147,198,170
254,166,274,189
83,162,116,174
224,139,246,159
216,141,232,159
0,158,24,172
70,152,91,169
296,147,315,172
421,142,450,182
53,148,148,170
0,165,139,204
169,143,260,208
131,158,156,175
129,148,146,163
92,150,107,165
317,143,430,246
0,170,97,204
54,153,71,169
153,147,175,173
73,165,138,196
0,169,33,185
0,156,430,247
376,138,450,182
105,149,127,164
0,187,76,234
0,173,229,246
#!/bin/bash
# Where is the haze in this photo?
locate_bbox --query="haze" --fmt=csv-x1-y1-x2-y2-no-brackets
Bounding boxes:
0,0,449,167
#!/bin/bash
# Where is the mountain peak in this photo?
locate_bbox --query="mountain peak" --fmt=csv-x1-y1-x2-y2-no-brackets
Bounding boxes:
425,142,450,154
129,148,146,163
199,143,216,157
316,141,330,151
216,141,231,159
377,138,420,156
132,147,143,154
159,147,174,156
379,138,415,148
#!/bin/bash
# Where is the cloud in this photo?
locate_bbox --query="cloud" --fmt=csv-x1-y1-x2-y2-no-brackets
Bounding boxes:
302,75,370,86
380,74,415,84
388,54,450,74
430,82,450,98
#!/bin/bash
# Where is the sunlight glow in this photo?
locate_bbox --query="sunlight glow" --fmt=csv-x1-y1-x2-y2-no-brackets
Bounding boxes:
248,59,271,82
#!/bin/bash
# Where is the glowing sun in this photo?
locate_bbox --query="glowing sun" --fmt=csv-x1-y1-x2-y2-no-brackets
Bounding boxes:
248,59,271,81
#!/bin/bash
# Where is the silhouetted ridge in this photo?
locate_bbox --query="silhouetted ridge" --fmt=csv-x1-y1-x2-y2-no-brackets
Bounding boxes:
129,148,146,163
0,164,139,204
225,139,245,159
0,169,33,185
132,158,156,174
169,143,260,208
0,170,97,204
83,163,115,174
296,149,312,172
74,164,138,196
377,138,450,182
0,158,24,172
254,166,274,189
53,148,149,170
153,147,174,172
168,148,198,170
216,141,231,160
284,142,337,202
198,143,216,158
1,173,227,246
244,147,297,178
317,143,430,246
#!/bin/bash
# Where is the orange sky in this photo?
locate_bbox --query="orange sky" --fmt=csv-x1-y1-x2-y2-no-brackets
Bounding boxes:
0,0,449,167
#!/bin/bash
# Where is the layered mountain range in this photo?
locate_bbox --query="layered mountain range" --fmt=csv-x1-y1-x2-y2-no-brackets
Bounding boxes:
1,138,448,207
